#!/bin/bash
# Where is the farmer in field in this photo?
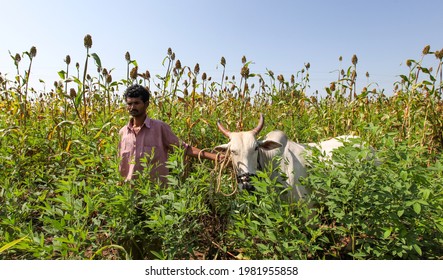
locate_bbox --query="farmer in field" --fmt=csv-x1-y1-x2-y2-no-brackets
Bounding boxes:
118,84,220,185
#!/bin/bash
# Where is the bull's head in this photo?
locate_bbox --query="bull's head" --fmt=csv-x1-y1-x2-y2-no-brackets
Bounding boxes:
215,114,282,192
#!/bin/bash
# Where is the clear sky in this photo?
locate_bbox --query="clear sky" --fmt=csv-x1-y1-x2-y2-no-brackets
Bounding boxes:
1,0,443,96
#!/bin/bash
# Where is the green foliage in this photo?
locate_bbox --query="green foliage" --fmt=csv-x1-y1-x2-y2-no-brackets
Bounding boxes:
1,40,442,259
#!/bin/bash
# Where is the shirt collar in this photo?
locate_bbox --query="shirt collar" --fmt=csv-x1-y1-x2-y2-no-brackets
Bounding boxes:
128,116,151,130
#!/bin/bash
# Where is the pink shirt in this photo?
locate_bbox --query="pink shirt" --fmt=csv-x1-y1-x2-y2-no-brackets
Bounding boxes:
118,117,187,184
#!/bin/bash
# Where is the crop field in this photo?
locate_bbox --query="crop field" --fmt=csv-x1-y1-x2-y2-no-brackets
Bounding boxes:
1,35,443,260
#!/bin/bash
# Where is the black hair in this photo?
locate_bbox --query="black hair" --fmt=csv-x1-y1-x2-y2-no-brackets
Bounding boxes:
124,84,150,103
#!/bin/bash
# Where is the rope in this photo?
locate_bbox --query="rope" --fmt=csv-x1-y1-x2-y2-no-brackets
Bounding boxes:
197,148,238,196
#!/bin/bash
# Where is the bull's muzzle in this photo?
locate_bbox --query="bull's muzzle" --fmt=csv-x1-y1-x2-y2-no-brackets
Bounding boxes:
237,173,256,193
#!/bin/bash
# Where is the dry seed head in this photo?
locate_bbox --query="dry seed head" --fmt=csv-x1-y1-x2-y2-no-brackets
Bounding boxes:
30,46,37,58
167,47,172,56
352,54,358,66
194,63,200,75
241,55,247,64
171,52,175,61
291,74,295,84
351,70,357,79
406,59,412,67
84,34,92,49
435,49,443,60
130,66,138,80
422,45,431,55
277,74,284,83
102,68,108,76
125,51,131,62
241,65,249,78
221,56,226,67
305,62,310,70
183,87,188,97
366,72,370,78
76,62,80,69
341,69,345,76
330,82,336,91
145,70,151,79
70,88,77,98
15,53,21,63
106,74,112,84
339,56,343,62
65,55,71,65
202,72,207,81
175,59,182,70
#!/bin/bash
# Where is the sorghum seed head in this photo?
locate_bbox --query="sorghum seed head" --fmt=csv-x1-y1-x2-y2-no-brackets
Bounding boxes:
130,66,138,80
167,47,172,56
125,51,131,62
175,59,182,69
76,62,80,69
171,52,175,61
84,34,92,49
352,54,358,66
291,74,295,84
241,55,247,64
277,74,284,83
70,88,77,98
435,49,443,60
241,65,249,78
406,59,412,67
221,56,226,67
422,45,430,55
106,74,112,84
202,72,207,81
102,68,108,76
145,70,150,79
339,56,343,62
65,55,71,65
15,53,21,63
366,72,370,78
330,82,336,91
305,62,310,69
30,46,37,58
194,63,200,75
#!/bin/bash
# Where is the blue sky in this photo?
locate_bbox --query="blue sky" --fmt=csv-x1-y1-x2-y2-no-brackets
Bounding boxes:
1,0,442,96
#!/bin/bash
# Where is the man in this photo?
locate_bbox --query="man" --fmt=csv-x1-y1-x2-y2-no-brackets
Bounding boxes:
118,84,219,185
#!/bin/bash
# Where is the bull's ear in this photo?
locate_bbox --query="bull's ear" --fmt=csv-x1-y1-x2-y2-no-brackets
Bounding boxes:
258,140,282,150
214,144,230,152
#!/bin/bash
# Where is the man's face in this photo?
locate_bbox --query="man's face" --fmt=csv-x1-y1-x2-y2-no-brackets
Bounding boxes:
126,97,148,117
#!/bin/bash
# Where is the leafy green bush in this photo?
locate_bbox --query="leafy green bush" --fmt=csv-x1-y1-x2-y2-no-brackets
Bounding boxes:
305,136,443,259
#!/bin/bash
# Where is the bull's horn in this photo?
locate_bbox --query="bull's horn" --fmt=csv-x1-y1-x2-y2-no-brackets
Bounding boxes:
217,121,231,138
251,113,264,135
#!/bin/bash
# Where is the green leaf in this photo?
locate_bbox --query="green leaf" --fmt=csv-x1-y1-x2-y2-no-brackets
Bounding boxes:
0,236,29,253
91,53,102,69
383,228,392,239
58,70,66,80
413,244,422,256
413,202,421,214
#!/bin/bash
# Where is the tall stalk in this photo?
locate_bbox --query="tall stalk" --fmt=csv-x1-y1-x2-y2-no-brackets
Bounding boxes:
82,34,93,125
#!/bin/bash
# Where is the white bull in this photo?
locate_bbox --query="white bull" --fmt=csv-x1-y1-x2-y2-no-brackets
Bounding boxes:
215,114,359,202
